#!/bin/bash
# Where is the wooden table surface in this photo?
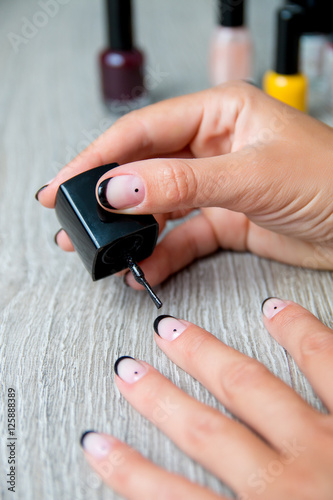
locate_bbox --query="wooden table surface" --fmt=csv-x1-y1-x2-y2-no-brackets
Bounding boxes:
1,1,332,499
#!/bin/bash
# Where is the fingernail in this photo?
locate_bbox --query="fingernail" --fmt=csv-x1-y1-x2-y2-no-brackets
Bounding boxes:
261,297,288,319
153,315,188,341
35,185,48,201
54,229,62,246
114,356,148,383
97,179,114,209
98,175,145,210
80,431,112,458
34,178,54,201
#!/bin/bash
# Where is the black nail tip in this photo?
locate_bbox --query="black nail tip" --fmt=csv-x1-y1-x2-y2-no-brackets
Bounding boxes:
114,355,135,376
54,229,62,246
261,297,277,312
35,184,48,201
80,430,96,448
97,179,115,210
153,315,174,335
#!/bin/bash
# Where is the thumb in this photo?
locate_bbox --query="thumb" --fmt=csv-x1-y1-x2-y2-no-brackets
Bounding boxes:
96,152,266,215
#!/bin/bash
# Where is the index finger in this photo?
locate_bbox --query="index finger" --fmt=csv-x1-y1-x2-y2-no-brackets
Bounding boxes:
38,91,205,208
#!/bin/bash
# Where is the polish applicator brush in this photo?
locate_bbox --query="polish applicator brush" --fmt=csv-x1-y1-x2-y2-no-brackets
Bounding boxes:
55,163,162,309
126,256,162,308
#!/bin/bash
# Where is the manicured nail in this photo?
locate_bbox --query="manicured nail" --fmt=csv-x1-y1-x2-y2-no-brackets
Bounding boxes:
114,356,148,383
35,178,54,201
262,297,288,319
97,179,114,209
35,185,48,201
153,315,188,341
98,175,145,210
54,229,62,246
80,431,112,458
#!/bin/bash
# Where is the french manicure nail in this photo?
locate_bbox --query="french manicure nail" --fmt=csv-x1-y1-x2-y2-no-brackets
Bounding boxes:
35,185,48,201
98,175,145,210
261,297,288,319
34,178,54,201
153,315,188,341
80,431,112,458
54,229,62,246
114,356,148,383
97,179,114,209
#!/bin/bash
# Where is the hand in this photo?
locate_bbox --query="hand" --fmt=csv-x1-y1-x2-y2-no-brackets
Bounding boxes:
36,82,333,287
80,298,333,500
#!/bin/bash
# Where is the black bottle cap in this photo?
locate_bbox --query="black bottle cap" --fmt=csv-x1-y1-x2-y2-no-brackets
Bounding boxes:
218,0,245,28
55,164,159,282
106,0,133,51
285,0,333,33
275,4,305,75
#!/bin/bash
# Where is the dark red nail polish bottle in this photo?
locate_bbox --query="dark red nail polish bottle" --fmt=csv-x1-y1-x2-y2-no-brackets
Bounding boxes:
99,0,149,114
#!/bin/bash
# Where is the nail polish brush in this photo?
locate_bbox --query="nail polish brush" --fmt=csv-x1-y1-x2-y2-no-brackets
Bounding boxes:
55,163,162,309
126,256,162,308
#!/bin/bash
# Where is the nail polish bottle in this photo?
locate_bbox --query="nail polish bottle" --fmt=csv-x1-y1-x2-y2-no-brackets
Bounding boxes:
209,0,253,86
99,0,149,114
55,164,162,308
263,5,308,112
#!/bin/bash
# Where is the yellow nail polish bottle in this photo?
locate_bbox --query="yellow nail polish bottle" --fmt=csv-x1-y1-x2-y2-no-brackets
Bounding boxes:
263,5,308,112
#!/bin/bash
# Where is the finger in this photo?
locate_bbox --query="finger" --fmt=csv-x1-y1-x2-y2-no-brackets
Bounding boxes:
94,150,270,216
81,432,222,500
262,298,333,412
125,209,330,290
37,91,206,208
114,357,276,493
125,211,220,288
153,316,317,451
54,229,75,252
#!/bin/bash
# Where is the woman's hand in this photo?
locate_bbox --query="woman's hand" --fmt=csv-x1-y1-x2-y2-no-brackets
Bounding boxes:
36,82,333,286
80,298,333,500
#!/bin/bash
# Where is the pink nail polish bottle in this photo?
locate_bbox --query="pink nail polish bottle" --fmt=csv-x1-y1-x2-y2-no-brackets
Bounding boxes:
209,0,253,85
99,0,149,114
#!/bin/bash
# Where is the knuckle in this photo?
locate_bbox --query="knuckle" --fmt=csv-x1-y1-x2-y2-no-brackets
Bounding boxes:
221,360,268,400
276,310,307,330
299,331,333,360
160,161,197,206
153,483,184,500
183,410,225,450
181,333,210,365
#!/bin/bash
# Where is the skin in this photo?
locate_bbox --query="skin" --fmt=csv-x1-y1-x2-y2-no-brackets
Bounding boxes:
36,82,333,497
81,300,333,500
38,82,333,284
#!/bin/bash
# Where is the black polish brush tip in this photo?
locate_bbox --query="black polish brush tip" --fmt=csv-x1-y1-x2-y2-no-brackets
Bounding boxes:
126,256,162,309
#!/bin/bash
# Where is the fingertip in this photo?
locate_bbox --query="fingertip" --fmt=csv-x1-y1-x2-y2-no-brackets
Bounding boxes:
35,184,49,201
80,430,96,448
261,297,290,320
114,355,135,376
153,315,173,336
97,178,115,210
54,229,75,252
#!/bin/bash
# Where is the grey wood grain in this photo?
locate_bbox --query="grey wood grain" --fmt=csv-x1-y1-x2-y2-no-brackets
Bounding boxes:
0,1,332,499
